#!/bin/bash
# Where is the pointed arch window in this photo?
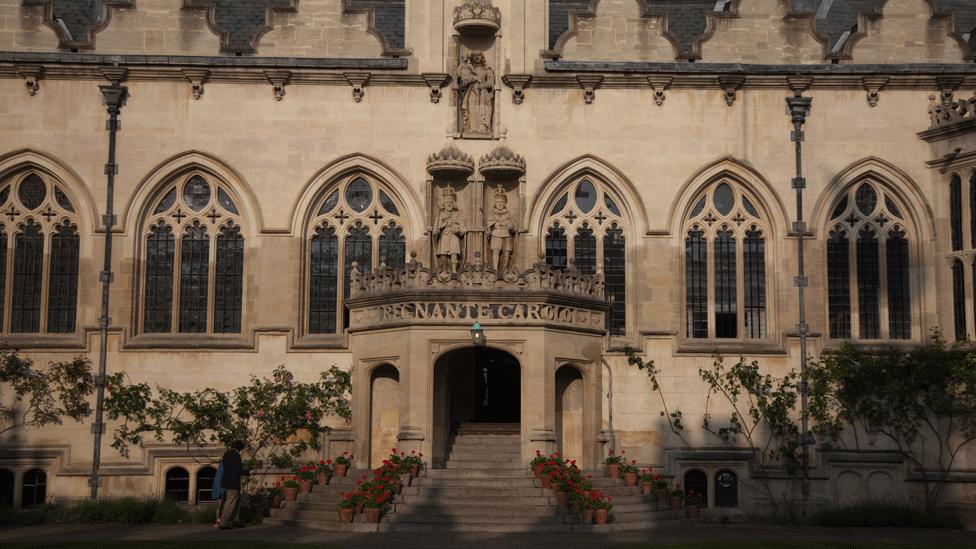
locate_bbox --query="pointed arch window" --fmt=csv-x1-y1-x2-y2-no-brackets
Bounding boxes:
306,175,406,335
826,181,912,340
953,259,967,341
950,174,963,251
141,173,245,335
683,181,769,340
543,178,628,336
0,172,81,335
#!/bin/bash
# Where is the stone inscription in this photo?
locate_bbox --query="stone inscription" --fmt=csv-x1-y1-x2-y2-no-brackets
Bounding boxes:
354,302,604,329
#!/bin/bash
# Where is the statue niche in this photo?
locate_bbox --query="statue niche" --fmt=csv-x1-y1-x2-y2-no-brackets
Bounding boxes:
457,51,495,137
486,184,516,272
434,185,466,273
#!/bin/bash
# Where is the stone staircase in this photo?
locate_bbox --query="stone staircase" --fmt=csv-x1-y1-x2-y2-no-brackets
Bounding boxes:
266,423,681,532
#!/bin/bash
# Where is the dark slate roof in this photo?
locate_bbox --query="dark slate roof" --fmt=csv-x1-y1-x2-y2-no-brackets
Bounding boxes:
183,0,296,53
548,0,590,51
23,0,132,48
345,0,406,51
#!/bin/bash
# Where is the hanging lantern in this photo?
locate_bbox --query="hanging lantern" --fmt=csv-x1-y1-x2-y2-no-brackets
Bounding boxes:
470,321,486,347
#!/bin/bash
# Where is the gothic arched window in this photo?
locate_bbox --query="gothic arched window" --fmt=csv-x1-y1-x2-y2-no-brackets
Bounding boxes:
683,181,768,340
950,174,963,252
306,175,405,335
543,178,628,336
953,259,967,341
141,174,245,335
0,171,80,334
826,181,913,340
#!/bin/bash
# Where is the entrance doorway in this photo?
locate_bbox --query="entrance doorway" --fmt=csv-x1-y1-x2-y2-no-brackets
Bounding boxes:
432,347,521,467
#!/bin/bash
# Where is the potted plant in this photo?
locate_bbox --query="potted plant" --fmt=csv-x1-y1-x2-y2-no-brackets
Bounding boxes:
591,493,613,525
292,464,316,493
281,478,300,501
639,468,656,495
338,492,357,523
315,459,333,485
530,450,547,480
670,484,684,511
334,451,353,477
403,450,424,477
621,460,640,487
685,490,703,519
363,489,390,523
652,474,669,504
268,484,283,509
604,449,625,479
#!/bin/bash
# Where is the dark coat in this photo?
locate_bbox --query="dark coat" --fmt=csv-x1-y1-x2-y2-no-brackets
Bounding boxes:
220,449,248,490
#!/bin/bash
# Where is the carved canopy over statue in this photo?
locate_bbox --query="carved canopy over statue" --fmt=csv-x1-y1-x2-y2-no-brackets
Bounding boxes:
458,51,495,137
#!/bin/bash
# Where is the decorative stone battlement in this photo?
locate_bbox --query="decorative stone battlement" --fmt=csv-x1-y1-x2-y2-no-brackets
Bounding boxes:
453,0,501,33
348,253,605,301
928,91,976,127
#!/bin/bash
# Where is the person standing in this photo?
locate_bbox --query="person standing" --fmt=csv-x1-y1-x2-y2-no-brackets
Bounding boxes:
219,440,249,529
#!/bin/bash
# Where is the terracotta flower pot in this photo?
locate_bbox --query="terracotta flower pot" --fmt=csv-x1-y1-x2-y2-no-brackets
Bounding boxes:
640,482,653,495
582,508,594,525
686,505,700,519
316,473,330,486
624,472,638,487
533,464,544,480
271,496,281,509
299,479,313,494
339,508,354,523
283,487,298,501
411,464,421,477
365,508,382,523
594,509,609,525
671,496,683,511
554,490,568,509
607,464,620,479
335,463,349,477
541,476,553,489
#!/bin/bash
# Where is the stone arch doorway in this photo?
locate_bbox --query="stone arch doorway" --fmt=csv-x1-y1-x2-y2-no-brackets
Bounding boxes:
369,364,400,469
555,364,584,463
432,347,521,467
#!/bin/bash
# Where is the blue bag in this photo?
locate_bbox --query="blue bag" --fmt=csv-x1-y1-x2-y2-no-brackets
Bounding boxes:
212,462,225,500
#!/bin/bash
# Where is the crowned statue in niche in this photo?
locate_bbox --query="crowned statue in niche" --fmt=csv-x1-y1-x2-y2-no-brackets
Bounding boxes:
434,185,466,273
457,51,495,137
486,184,516,273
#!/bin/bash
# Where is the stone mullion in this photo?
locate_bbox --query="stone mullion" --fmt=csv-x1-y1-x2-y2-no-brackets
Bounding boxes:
848,225,860,340
707,236,716,339
38,228,50,334
878,231,890,340
170,231,183,334
205,225,217,335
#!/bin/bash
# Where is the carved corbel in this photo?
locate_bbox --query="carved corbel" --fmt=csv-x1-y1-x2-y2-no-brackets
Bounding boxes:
16,65,43,97
265,70,290,101
861,76,889,108
787,76,814,96
646,76,672,106
576,75,603,105
182,69,209,101
718,76,744,107
502,74,532,105
344,72,370,103
100,67,128,86
421,73,450,104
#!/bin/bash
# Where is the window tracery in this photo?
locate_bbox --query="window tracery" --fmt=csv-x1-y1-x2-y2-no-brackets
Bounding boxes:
826,181,912,340
543,177,627,336
306,175,405,335
0,171,80,334
683,181,768,340
141,173,245,335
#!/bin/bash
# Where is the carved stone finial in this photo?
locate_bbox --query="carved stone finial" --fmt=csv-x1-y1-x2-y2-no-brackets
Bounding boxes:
453,0,501,33
427,145,475,176
479,146,526,176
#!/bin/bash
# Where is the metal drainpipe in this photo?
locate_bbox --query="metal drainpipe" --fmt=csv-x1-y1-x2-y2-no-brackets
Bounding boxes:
786,88,813,500
89,78,128,500
601,358,615,454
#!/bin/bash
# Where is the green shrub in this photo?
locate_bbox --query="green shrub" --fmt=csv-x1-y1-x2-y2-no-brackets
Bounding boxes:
188,504,217,524
0,499,204,525
814,502,963,528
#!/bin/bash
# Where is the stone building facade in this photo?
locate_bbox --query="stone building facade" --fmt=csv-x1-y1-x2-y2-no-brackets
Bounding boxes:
1,0,975,515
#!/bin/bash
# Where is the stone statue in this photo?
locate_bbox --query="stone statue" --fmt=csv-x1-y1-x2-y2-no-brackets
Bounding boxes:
434,185,465,273
458,51,495,136
486,184,516,273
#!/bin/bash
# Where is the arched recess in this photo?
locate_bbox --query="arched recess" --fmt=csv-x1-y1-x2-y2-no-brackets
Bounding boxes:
164,466,190,502
555,364,585,464
683,469,708,507
0,469,13,507
0,149,98,235
369,363,400,469
811,157,935,241
120,151,264,235
668,156,791,238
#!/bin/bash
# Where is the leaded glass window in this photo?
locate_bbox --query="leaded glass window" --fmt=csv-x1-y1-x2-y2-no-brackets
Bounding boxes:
683,181,768,340
953,259,967,340
951,175,963,251
826,180,914,341
306,175,406,335
0,172,81,335
142,173,245,335
542,178,629,336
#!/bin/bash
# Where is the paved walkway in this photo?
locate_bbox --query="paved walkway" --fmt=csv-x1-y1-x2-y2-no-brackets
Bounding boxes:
0,523,973,548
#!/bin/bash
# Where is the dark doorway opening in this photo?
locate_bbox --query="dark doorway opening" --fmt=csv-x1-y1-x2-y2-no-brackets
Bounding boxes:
432,347,520,467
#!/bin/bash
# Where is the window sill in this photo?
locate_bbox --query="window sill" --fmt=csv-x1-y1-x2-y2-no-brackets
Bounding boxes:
124,333,252,350
0,334,86,350
676,340,786,356
291,333,348,350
